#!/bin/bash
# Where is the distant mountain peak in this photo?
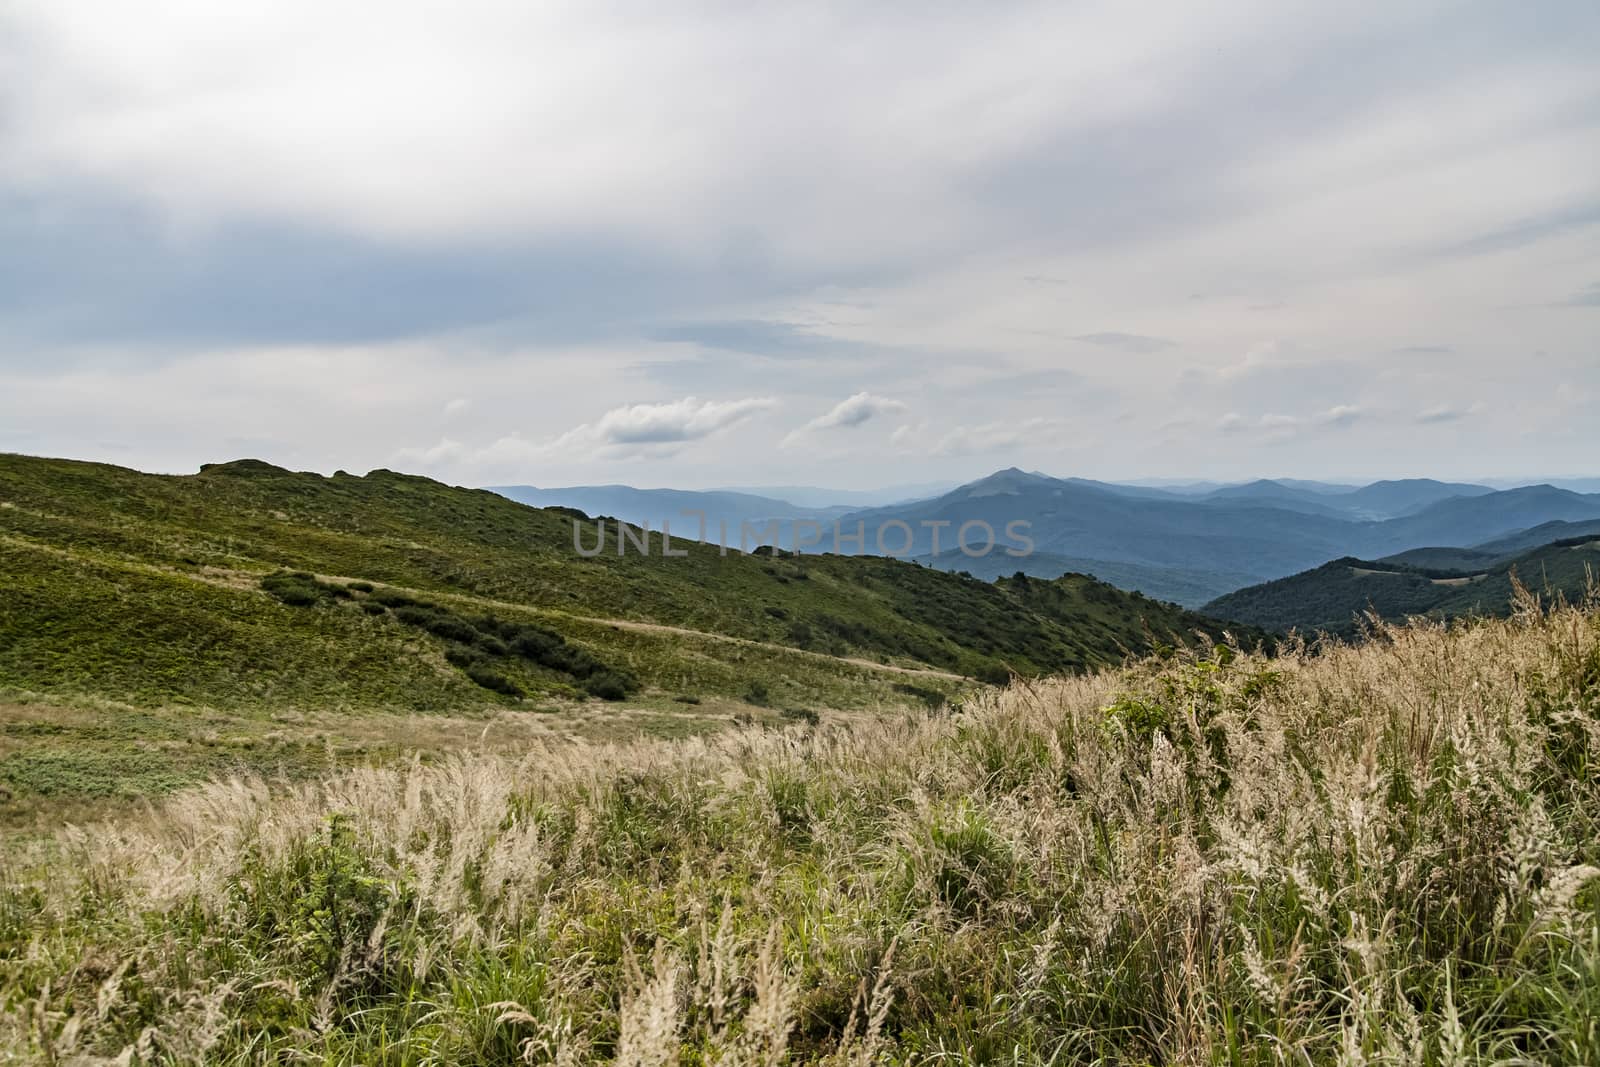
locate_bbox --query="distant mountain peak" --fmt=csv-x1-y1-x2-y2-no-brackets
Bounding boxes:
957,467,1063,497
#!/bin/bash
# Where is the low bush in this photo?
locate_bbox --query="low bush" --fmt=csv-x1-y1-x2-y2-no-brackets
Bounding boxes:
464,664,522,697
443,645,483,669
382,599,637,697
259,570,347,606
582,670,633,701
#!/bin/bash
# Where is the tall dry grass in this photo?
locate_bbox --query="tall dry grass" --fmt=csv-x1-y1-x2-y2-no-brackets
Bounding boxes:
3,590,1599,1064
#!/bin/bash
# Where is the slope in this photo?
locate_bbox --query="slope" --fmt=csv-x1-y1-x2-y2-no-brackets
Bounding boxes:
0,453,1248,714
1201,536,1600,634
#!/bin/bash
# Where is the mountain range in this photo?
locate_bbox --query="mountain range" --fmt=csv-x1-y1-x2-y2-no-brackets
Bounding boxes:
497,470,1600,606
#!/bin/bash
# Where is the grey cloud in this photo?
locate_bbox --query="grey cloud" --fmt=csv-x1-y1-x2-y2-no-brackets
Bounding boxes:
1557,282,1600,307
1071,332,1176,355
968,369,1084,394
1432,202,1600,262
650,320,864,360
3,1,1599,485
0,195,881,356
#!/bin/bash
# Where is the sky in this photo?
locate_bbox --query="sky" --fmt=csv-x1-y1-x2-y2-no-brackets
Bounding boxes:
2,1,1597,491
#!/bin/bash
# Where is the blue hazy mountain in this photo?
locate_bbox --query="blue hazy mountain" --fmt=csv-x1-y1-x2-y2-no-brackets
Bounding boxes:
708,481,957,509
831,470,1600,605
1198,478,1495,519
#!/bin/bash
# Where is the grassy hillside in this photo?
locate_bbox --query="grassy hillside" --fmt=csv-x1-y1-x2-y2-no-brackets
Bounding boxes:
0,453,1254,814
4,600,1596,1062
1204,536,1600,635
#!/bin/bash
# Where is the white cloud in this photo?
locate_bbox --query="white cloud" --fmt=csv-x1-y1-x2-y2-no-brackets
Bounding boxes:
396,395,777,477
1320,405,1365,428
1214,340,1298,381
1216,405,1365,437
586,396,776,445
1071,332,1176,355
443,397,471,418
781,392,906,448
1416,401,1486,424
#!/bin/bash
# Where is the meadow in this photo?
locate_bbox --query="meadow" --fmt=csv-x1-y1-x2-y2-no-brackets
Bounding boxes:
3,589,1597,1063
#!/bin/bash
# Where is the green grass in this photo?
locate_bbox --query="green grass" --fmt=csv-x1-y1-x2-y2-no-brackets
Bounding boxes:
2,601,1596,1062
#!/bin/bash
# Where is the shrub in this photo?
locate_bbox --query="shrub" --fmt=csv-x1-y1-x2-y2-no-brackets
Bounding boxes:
744,681,771,706
260,570,344,607
464,664,521,696
392,605,479,643
510,628,562,660
422,615,478,644
784,621,816,648
582,670,634,701
392,605,438,627
474,634,509,657
444,645,484,669
267,583,320,607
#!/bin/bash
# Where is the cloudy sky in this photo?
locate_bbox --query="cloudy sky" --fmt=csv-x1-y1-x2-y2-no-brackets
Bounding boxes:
2,1,1597,490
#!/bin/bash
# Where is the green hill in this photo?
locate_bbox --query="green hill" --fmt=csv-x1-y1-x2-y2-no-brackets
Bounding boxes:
1202,536,1600,634
0,454,1261,814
